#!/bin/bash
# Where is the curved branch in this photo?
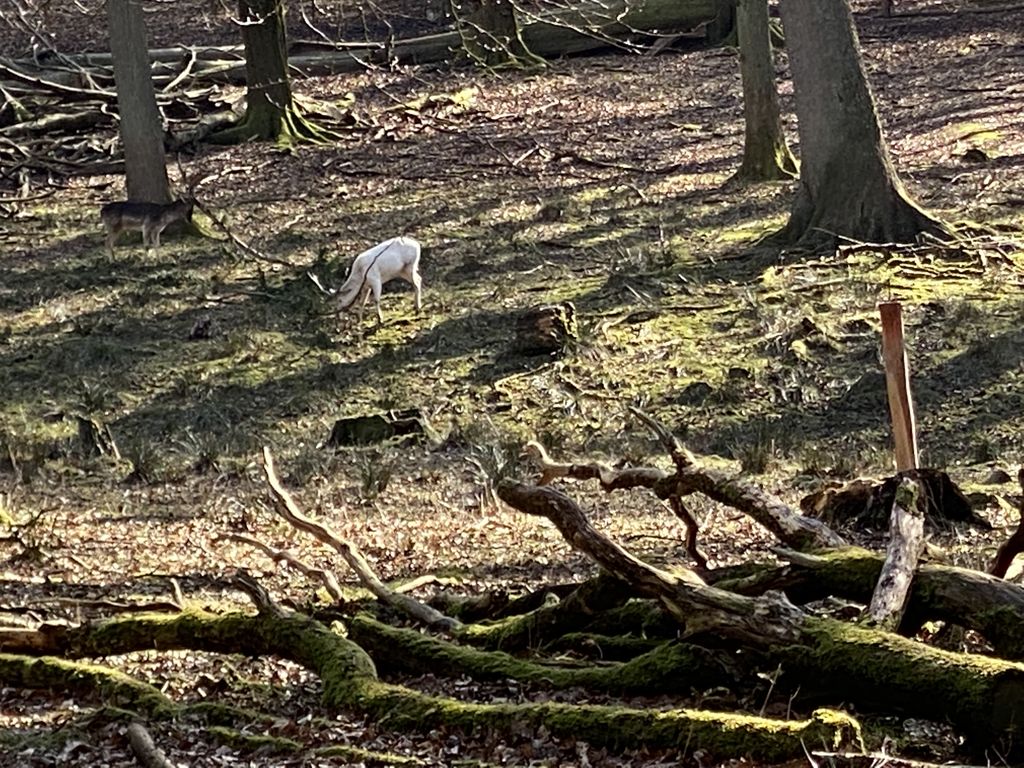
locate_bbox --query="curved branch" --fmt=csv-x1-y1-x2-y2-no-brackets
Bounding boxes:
260,447,461,631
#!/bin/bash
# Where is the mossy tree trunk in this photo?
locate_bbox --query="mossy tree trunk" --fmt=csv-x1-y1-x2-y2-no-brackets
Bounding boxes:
733,0,797,181
208,0,330,145
453,0,545,67
776,0,949,246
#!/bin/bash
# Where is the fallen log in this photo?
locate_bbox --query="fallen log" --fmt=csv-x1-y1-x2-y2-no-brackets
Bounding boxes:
5,0,733,88
349,614,739,694
713,546,1024,659
497,479,1024,752
0,603,859,761
459,571,636,651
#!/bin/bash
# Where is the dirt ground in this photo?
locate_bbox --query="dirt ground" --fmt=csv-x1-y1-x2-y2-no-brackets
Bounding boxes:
1,0,1024,765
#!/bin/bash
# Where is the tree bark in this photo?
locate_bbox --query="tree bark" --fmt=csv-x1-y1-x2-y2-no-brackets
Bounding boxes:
208,0,329,144
776,0,948,246
733,0,797,181
105,0,171,203
868,477,924,630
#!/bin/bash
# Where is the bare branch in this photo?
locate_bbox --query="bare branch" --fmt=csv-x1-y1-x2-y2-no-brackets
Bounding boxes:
260,446,461,631
226,532,346,603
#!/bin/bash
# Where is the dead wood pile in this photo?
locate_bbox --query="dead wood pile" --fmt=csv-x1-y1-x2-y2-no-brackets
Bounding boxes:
3,415,1024,763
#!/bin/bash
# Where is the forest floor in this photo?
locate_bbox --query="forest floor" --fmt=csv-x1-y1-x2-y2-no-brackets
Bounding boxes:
1,0,1024,765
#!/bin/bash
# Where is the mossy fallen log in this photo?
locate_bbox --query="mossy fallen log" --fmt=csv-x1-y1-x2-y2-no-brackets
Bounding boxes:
0,653,174,717
349,614,737,694
544,631,667,660
497,480,1024,753
714,547,1024,659
773,618,1024,749
0,608,857,761
458,571,635,650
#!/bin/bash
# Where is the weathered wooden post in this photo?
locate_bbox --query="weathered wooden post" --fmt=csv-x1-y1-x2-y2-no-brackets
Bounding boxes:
879,301,918,471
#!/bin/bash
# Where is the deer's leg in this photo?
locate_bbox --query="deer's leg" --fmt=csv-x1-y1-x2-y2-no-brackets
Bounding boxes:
105,226,118,257
411,267,423,311
141,223,155,254
356,285,371,325
369,278,384,326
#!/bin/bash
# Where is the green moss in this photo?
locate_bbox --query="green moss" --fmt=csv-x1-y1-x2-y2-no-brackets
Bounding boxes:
0,653,175,718
778,616,1024,746
350,614,733,694
207,725,302,754
314,744,424,765
359,681,859,761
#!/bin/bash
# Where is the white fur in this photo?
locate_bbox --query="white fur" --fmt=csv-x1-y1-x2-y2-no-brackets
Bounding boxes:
336,236,423,325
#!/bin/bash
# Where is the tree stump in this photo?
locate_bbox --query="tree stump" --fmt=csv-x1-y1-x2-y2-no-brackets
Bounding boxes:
325,408,429,447
800,468,989,530
513,302,578,355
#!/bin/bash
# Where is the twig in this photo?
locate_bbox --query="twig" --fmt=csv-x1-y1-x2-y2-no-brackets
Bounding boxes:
226,532,346,603
191,198,295,268
160,47,197,93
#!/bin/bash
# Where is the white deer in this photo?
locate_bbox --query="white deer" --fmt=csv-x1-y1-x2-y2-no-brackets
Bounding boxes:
334,236,423,325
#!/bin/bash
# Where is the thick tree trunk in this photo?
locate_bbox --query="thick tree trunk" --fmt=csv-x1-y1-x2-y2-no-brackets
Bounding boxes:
734,0,797,181
455,0,544,67
208,0,329,144
777,0,948,246
105,0,170,203
238,0,291,139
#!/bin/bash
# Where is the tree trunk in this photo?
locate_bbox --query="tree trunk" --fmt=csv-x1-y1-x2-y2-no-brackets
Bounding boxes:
105,0,170,203
776,0,948,246
455,0,543,67
733,0,797,181
209,0,329,144
238,0,291,139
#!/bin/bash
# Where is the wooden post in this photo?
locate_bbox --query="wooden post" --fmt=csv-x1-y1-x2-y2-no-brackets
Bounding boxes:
879,302,919,471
